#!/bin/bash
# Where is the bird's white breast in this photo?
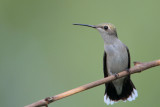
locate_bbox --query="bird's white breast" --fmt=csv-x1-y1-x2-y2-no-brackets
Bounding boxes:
104,40,128,75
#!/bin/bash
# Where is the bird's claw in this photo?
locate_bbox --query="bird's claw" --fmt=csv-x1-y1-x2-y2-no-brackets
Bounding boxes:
114,73,119,79
125,68,130,74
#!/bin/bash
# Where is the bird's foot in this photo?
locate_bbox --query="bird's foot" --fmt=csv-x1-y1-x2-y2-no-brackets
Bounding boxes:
114,73,119,79
125,68,130,74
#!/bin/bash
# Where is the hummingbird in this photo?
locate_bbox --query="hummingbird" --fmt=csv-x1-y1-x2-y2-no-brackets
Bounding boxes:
73,23,138,105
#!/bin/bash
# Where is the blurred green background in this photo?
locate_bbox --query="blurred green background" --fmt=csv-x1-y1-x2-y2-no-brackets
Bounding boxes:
0,0,160,107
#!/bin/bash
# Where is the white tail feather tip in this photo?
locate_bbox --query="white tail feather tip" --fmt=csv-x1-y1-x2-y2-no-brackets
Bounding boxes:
104,89,138,105
127,89,138,102
104,94,116,105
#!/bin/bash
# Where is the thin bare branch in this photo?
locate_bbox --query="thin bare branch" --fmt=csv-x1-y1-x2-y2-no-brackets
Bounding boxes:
25,59,160,107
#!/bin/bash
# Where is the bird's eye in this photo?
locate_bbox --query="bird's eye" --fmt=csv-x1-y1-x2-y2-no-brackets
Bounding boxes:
104,26,108,30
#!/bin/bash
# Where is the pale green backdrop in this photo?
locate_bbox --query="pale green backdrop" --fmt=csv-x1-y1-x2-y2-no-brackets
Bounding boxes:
0,0,160,107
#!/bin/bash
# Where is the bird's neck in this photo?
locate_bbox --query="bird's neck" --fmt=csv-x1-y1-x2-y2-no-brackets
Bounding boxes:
101,33,118,45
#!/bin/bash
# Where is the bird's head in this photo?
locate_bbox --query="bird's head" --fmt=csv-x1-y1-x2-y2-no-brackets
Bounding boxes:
73,23,117,37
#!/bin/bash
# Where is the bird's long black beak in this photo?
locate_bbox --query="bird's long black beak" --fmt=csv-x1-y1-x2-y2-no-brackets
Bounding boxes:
73,23,96,28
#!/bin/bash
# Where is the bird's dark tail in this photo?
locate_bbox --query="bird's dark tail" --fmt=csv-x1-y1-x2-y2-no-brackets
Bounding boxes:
104,77,138,105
